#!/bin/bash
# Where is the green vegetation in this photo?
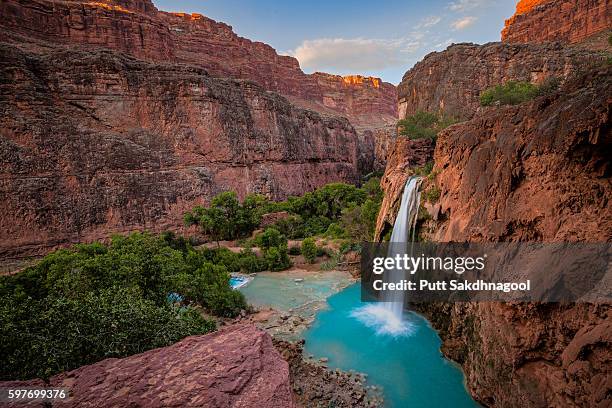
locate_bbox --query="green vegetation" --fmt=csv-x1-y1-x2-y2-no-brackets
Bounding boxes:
301,238,318,263
422,185,441,203
183,181,382,246
267,181,383,243
479,78,560,107
184,192,266,244
398,111,458,141
0,232,249,381
252,227,292,271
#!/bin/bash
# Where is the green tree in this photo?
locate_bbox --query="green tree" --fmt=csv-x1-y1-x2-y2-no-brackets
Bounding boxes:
255,227,286,249
301,238,318,263
184,192,265,244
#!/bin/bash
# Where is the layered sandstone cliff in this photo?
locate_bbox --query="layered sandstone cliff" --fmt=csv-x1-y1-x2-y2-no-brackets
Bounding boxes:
397,41,605,120
0,0,397,138
378,64,611,407
0,0,400,257
502,0,612,47
0,44,360,258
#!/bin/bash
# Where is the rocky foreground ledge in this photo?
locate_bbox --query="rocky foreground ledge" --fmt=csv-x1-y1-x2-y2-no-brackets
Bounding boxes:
1,322,378,407
2,323,294,407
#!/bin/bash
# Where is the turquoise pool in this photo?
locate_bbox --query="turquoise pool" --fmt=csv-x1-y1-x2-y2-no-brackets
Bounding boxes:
303,283,480,408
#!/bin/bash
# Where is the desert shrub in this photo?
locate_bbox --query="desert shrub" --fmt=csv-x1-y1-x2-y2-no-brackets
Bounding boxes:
398,111,458,140
339,241,361,254
301,238,318,263
413,162,434,176
480,81,540,106
320,250,342,271
423,185,441,203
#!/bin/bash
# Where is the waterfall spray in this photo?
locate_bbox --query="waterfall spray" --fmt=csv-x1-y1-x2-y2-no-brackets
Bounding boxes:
351,176,422,337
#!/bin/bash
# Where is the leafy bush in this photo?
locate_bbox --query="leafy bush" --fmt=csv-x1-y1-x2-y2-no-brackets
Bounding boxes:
0,287,213,381
398,111,458,140
301,238,318,263
340,198,380,242
265,244,292,271
324,222,347,239
0,232,251,380
272,215,306,239
479,81,540,106
238,248,268,273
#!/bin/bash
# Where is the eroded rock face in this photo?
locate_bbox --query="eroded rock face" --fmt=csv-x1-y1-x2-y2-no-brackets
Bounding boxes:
380,66,611,406
0,0,397,165
397,42,605,120
428,67,611,407
502,0,612,47
1,323,296,408
0,44,360,258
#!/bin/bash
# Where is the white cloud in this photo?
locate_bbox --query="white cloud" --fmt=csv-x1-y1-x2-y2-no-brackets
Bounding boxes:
448,0,487,12
289,36,423,73
451,16,477,30
416,16,442,29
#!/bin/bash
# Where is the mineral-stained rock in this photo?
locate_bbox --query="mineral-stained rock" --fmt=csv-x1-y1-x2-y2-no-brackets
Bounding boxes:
397,41,606,120
379,65,611,406
51,323,294,407
502,0,612,47
0,44,360,258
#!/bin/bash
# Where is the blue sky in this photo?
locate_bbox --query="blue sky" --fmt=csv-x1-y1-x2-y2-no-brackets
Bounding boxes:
154,0,516,84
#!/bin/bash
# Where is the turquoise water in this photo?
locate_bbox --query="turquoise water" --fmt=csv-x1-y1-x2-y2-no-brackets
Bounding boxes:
239,270,354,318
303,284,480,408
229,276,247,289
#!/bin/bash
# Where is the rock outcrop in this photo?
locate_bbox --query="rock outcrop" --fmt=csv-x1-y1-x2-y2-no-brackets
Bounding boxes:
502,0,612,47
379,64,611,406
1,323,296,408
397,41,605,120
0,44,360,258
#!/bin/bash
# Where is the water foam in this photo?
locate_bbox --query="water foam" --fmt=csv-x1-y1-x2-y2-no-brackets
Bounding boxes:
350,304,415,337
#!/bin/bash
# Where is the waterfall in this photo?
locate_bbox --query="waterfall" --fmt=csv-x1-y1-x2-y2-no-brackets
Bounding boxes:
351,176,422,337
383,176,422,318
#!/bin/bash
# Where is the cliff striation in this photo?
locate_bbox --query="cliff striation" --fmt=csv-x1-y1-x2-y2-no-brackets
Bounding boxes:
397,41,605,120
0,0,397,164
502,0,612,47
0,44,359,258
